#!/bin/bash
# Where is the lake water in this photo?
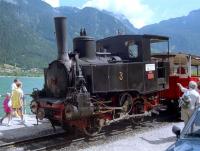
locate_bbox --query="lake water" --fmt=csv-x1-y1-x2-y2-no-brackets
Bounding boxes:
0,76,44,116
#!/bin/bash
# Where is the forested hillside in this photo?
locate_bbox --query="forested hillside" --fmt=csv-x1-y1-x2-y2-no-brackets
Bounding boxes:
0,0,56,68
1,0,200,69
0,0,136,68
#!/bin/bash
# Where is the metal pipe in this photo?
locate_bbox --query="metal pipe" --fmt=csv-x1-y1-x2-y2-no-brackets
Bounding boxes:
54,17,68,61
167,39,170,62
105,111,152,125
99,106,123,110
188,55,192,77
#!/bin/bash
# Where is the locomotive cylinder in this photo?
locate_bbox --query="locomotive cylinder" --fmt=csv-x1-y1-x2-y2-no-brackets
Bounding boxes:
54,17,69,62
65,93,94,119
73,36,96,59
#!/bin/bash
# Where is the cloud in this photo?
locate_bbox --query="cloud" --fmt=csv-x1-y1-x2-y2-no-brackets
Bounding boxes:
43,0,60,7
1,0,18,5
82,0,154,28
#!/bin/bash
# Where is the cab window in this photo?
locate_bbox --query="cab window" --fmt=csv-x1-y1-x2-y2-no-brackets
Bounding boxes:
128,42,138,58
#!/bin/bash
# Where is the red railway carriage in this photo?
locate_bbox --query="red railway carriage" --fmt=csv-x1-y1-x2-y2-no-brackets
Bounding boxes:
152,53,200,112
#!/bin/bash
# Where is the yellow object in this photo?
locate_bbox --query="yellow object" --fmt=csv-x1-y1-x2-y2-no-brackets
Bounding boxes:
11,88,23,109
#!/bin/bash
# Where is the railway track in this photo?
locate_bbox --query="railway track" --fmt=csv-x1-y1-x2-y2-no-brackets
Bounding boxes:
0,112,179,151
0,131,69,151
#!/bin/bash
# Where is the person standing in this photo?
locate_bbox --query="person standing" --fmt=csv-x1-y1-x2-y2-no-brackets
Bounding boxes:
0,93,12,126
177,81,200,125
11,81,24,123
11,78,20,117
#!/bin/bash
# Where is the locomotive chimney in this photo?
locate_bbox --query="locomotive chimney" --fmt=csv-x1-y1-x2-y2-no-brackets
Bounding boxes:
54,17,69,62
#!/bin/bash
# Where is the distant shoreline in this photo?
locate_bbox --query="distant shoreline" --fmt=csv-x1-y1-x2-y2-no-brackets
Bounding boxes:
0,75,43,78
0,72,43,77
0,64,43,77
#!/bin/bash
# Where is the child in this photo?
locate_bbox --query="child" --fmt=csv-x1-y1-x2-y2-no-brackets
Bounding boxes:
0,93,12,126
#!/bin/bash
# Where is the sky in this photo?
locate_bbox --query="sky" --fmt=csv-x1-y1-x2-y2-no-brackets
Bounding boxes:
43,0,200,28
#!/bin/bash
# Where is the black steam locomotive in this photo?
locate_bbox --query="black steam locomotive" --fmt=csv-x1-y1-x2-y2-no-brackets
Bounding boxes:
31,17,169,136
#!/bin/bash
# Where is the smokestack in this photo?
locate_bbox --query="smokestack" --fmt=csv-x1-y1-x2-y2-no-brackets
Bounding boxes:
54,17,71,71
54,17,68,61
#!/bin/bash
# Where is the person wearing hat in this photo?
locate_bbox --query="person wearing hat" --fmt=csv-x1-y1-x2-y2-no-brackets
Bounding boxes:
177,81,200,125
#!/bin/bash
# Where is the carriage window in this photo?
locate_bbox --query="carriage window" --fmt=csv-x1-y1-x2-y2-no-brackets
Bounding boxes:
128,42,138,58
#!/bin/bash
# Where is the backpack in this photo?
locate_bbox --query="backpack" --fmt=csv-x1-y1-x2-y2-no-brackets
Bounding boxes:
178,91,191,109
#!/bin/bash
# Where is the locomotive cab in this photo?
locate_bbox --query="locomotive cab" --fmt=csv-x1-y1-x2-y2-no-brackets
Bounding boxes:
91,34,170,92
96,35,169,62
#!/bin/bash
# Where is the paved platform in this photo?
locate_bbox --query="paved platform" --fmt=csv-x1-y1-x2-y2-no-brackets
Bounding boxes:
0,114,64,143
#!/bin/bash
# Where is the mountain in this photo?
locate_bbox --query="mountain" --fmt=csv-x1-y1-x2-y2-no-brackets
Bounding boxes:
0,0,56,68
102,10,138,34
57,6,137,48
0,0,136,68
140,9,200,55
1,0,200,69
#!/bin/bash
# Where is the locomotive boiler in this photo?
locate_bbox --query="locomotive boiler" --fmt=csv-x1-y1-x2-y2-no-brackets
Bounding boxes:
31,17,169,136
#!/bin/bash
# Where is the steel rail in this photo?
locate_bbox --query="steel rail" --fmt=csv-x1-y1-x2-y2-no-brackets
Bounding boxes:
0,131,67,149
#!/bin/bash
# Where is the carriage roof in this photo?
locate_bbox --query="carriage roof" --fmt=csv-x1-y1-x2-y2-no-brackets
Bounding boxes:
152,53,200,66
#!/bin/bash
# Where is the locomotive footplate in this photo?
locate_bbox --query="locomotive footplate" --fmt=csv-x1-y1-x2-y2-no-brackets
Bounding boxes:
37,98,65,104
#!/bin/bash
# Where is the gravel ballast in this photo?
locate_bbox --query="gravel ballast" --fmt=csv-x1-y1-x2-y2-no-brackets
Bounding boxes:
77,122,184,151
